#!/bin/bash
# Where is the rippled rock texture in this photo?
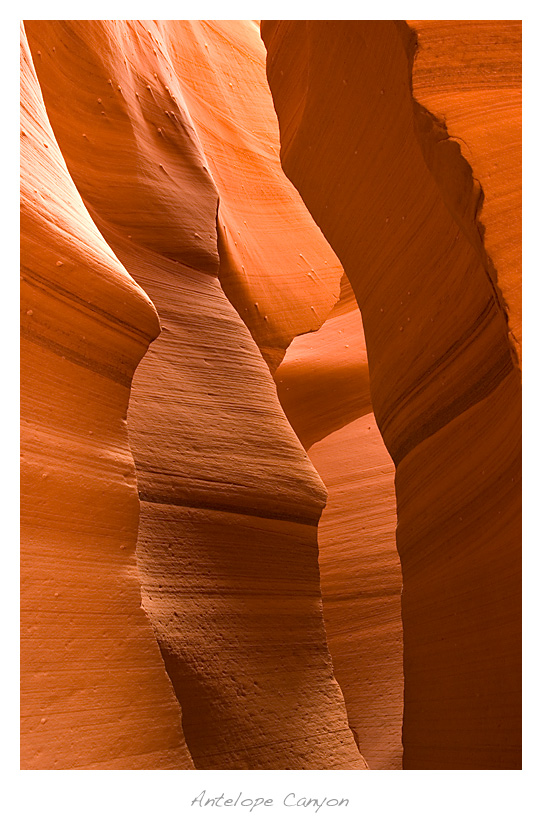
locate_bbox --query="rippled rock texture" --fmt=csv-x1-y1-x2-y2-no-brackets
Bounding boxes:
263,19,521,770
20,24,193,769
21,19,520,770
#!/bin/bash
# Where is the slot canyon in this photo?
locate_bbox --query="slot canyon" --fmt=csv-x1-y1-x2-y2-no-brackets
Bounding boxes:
21,19,521,770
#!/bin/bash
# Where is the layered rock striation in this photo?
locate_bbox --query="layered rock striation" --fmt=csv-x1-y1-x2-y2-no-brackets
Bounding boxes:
24,19,366,770
21,18,521,771
20,25,193,769
410,20,521,361
276,275,403,770
263,19,521,770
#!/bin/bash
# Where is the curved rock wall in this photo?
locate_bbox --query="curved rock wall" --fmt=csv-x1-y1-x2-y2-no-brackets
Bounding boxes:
310,414,402,770
24,19,366,770
20,25,193,769
276,275,403,770
410,20,521,361
21,17,521,771
162,20,343,371
276,275,372,450
263,19,521,770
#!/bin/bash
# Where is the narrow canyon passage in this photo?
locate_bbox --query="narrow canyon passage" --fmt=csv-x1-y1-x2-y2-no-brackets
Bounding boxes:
21,19,521,771
276,276,403,770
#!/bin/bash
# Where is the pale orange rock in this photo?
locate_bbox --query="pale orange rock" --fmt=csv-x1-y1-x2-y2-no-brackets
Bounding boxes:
164,20,342,370
276,275,372,449
26,20,342,371
25,19,367,770
310,414,403,770
22,17,521,772
20,25,193,770
276,274,403,770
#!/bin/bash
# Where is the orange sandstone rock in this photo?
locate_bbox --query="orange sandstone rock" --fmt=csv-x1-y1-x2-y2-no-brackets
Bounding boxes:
276,275,403,770
20,25,193,770
164,20,343,370
25,19,367,770
263,19,521,770
22,16,521,772
276,275,372,450
410,20,521,361
310,414,403,770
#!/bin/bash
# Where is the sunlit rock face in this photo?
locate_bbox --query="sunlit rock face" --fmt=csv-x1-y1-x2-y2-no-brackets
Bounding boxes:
21,19,520,770
20,24,193,770
262,19,521,770
22,19,365,771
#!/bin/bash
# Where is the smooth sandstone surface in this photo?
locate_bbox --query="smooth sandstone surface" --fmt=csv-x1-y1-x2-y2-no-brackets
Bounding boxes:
21,18,521,771
276,275,403,770
310,415,402,771
410,20,521,361
20,25,194,770
25,19,366,770
276,275,372,450
263,19,521,769
166,20,343,371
